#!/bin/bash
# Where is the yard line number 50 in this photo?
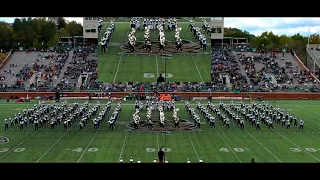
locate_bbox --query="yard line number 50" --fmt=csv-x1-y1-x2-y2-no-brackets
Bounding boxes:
71,148,99,152
144,73,173,79
219,148,245,152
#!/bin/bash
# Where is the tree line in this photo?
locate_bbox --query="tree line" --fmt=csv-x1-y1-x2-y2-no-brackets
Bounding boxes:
0,17,83,51
225,27,320,63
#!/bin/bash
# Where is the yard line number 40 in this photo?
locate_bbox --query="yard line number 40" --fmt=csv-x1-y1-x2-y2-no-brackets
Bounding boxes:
0,148,25,153
290,147,319,152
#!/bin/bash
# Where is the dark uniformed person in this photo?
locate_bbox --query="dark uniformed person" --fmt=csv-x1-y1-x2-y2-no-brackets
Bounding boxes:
158,148,165,163
4,118,9,131
299,120,304,130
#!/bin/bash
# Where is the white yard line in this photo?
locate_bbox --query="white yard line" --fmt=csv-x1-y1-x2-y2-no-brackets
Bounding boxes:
117,105,135,162
156,55,159,77
282,105,320,128
306,132,320,141
0,133,35,160
187,132,200,160
191,55,204,82
112,54,123,82
157,132,160,150
244,130,282,163
296,105,320,117
76,105,117,163
118,131,128,162
213,129,242,163
36,114,81,163
77,130,99,163
36,132,68,163
275,131,320,162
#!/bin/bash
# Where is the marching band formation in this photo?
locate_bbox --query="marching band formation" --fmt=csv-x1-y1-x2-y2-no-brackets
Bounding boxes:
190,101,305,130
128,27,137,52
157,24,166,52
128,17,184,53
100,20,115,53
3,100,124,132
202,19,211,36
132,100,178,130
98,18,209,53
189,20,207,51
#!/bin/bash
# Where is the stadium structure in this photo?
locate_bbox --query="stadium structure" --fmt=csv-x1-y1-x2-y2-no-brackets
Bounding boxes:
1,17,320,163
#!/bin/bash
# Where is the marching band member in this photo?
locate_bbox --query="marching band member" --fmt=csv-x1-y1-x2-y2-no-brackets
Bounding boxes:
202,37,207,51
137,158,141,163
130,157,134,163
187,158,191,163
119,157,124,163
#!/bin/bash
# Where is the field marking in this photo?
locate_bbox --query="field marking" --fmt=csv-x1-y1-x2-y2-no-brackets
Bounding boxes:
275,131,320,162
156,132,160,150
244,130,282,163
296,105,320,117
191,55,204,82
287,105,320,128
77,131,99,163
213,129,242,163
156,55,159,77
112,54,123,82
306,132,320,141
0,133,35,160
76,104,118,163
36,132,68,163
36,112,82,163
187,132,200,160
118,131,128,162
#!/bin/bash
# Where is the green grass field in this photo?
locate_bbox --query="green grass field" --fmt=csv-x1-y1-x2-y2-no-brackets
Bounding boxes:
1,99,320,163
98,18,211,82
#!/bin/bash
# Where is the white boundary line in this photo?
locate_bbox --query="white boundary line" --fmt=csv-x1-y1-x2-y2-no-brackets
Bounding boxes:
118,131,128,162
191,55,204,82
112,54,123,82
244,130,282,163
213,128,242,163
36,132,68,163
156,55,159,77
275,131,320,162
187,132,200,161
0,133,35,160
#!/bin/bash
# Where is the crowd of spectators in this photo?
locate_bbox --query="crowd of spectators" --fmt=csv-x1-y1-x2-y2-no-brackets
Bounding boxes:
0,44,319,93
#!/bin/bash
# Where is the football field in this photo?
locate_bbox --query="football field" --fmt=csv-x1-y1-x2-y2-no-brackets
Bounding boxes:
98,18,211,82
1,100,320,163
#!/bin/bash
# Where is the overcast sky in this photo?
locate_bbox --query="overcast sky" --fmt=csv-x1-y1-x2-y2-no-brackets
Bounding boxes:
0,17,318,36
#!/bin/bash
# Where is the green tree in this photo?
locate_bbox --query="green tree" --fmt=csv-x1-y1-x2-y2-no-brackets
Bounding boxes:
57,17,67,30
66,21,83,37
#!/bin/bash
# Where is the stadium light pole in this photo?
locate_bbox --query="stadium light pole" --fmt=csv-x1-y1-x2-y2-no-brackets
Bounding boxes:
161,54,172,82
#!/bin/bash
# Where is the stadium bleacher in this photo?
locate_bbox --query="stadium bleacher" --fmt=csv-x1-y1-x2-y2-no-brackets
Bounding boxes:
0,43,319,93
